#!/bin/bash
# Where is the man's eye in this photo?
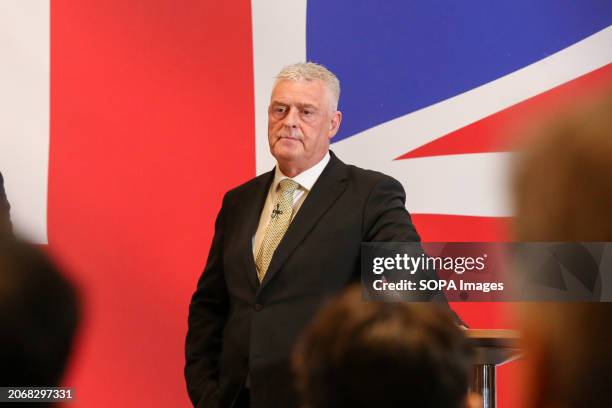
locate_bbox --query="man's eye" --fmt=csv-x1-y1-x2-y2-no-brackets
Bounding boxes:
302,110,312,115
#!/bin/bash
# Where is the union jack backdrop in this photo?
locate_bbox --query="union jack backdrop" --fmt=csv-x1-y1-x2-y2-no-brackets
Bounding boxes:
1,1,610,406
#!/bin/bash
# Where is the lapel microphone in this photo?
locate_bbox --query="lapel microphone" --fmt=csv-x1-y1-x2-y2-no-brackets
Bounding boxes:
271,203,283,219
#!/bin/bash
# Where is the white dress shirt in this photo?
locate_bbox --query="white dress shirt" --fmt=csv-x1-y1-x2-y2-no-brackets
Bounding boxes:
252,152,330,258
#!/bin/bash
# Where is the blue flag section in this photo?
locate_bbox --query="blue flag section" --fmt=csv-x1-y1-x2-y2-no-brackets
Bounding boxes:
307,0,612,141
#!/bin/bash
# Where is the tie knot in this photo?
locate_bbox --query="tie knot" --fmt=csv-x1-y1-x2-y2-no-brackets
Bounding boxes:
279,179,299,194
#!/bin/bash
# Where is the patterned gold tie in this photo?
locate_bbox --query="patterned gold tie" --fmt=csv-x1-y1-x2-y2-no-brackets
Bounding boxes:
255,179,299,282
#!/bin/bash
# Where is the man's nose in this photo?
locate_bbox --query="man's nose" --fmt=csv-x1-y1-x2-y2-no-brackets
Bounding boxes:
282,106,299,128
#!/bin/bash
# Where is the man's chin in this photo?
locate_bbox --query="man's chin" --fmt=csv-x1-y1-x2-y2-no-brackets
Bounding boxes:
271,145,303,162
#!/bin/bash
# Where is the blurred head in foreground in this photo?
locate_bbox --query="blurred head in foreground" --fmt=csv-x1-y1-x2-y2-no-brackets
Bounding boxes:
514,94,612,241
0,234,79,387
514,94,612,408
293,285,478,408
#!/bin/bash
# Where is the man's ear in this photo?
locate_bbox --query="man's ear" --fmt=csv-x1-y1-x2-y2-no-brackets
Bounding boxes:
328,111,342,139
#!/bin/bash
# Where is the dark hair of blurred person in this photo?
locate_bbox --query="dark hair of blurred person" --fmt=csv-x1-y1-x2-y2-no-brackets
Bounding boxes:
0,233,79,389
292,285,479,408
513,94,612,408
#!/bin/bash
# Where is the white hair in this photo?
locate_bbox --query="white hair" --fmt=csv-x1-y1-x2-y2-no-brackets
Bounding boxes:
275,62,341,111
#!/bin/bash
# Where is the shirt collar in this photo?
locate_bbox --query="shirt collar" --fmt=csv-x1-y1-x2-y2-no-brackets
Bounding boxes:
272,152,330,192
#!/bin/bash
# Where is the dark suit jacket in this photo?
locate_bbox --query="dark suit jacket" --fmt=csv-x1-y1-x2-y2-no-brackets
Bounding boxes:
185,151,421,408
0,172,11,233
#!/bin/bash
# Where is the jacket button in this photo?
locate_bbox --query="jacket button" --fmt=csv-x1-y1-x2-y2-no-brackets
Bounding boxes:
253,303,263,311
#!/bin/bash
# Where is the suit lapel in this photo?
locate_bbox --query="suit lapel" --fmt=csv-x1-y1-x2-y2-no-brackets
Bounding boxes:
258,152,348,291
238,170,274,291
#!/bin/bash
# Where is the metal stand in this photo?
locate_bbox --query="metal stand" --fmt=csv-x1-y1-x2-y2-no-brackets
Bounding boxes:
466,330,521,408
471,364,496,408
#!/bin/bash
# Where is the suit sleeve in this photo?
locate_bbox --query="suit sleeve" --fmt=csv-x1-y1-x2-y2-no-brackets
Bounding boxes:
0,172,12,234
362,175,420,242
185,195,230,408
361,175,466,324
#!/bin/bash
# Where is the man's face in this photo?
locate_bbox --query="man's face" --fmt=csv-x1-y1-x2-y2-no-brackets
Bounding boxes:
268,79,341,175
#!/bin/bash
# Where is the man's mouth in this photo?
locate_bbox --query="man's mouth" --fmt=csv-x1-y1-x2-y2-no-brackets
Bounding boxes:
277,135,302,142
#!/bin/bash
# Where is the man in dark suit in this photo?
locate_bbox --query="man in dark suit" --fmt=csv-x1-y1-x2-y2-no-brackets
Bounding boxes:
185,62,421,408
0,172,11,233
